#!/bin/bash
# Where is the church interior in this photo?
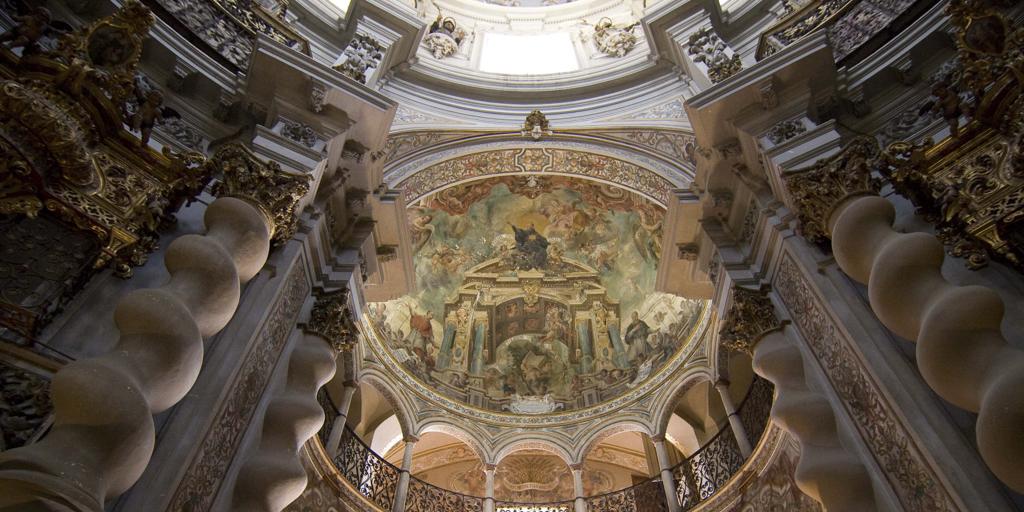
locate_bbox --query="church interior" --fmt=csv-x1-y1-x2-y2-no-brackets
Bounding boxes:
0,0,1023,510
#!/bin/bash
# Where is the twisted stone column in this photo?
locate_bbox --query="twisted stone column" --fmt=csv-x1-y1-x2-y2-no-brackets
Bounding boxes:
230,332,335,511
721,287,879,511
785,137,1024,492
0,145,308,510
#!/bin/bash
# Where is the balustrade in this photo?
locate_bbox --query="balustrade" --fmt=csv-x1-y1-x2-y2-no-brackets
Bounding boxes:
315,376,773,511
333,426,401,510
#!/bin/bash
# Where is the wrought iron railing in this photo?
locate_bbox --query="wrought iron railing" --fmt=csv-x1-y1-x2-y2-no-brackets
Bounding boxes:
406,476,485,512
317,388,339,446
494,500,574,512
671,376,774,509
316,377,773,512
586,477,667,512
333,425,400,510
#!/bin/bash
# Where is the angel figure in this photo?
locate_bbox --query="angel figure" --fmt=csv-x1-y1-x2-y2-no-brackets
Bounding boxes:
132,89,179,146
0,3,68,53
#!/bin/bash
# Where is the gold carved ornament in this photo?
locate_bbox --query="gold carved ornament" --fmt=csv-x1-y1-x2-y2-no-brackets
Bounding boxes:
718,286,783,356
0,1,213,278
303,287,358,353
782,136,882,245
207,143,311,246
871,0,1024,271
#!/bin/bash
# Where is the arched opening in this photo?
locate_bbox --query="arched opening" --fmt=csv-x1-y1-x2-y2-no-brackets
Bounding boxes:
383,431,486,494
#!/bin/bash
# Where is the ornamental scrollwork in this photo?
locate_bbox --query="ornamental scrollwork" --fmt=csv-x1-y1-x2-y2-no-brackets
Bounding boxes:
334,34,385,85
782,137,882,244
208,143,311,246
687,27,743,84
718,286,782,356
592,18,638,58
304,287,359,353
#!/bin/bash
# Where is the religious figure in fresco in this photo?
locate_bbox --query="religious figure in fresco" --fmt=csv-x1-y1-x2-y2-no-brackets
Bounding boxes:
406,306,434,353
510,223,549,270
624,311,652,360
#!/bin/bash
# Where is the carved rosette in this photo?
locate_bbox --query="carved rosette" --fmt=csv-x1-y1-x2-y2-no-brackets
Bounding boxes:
783,137,882,244
718,286,782,355
304,287,358,352
208,144,310,246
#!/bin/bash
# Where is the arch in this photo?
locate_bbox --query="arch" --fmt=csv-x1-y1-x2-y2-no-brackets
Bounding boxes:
574,418,654,465
384,136,693,208
358,369,416,439
651,368,714,438
493,436,575,466
416,420,492,464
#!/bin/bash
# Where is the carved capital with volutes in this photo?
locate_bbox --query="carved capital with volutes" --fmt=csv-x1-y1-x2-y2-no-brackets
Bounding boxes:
782,137,882,244
718,286,782,356
208,144,310,246
303,287,358,352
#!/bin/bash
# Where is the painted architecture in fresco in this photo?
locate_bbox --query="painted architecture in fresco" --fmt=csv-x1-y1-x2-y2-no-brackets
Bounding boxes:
369,176,704,413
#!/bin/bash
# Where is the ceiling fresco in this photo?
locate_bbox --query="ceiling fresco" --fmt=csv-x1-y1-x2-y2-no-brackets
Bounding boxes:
368,175,705,414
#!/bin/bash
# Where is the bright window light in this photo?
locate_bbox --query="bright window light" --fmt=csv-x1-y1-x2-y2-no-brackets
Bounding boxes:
479,32,580,75
330,0,353,14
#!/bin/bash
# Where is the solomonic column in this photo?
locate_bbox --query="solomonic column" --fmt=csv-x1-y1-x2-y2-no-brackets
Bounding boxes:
719,286,879,511
229,287,359,511
0,144,309,511
783,137,1024,492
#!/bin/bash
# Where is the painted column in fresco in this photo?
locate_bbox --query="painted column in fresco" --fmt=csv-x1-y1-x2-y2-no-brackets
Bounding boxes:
607,312,628,369
436,311,457,370
576,316,594,373
470,312,488,374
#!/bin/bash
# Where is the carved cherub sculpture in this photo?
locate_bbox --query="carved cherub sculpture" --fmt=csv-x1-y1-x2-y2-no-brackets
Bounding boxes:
0,4,58,52
132,88,180,146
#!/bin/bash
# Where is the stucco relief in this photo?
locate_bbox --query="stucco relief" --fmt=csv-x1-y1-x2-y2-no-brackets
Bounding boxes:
396,148,675,206
773,252,960,512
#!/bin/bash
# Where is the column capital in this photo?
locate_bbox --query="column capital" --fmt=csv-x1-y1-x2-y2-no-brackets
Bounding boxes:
483,463,498,472
651,434,667,443
569,463,585,472
782,137,882,244
209,143,311,246
302,287,358,352
719,286,783,355
714,378,730,389
404,435,420,444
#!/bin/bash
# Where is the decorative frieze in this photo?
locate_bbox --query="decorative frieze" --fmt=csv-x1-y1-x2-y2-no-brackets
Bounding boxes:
0,360,53,450
774,253,959,512
765,119,808,145
334,34,385,85
168,261,310,512
279,119,319,148
686,27,743,84
718,286,782,356
208,144,311,246
782,137,881,244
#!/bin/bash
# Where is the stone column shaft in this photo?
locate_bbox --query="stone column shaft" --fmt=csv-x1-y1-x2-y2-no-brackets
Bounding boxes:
571,465,586,512
714,380,753,457
392,437,417,512
653,438,682,512
326,382,358,456
484,465,496,512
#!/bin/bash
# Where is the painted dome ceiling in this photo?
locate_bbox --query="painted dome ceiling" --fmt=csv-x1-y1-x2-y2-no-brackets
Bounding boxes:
367,175,707,416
